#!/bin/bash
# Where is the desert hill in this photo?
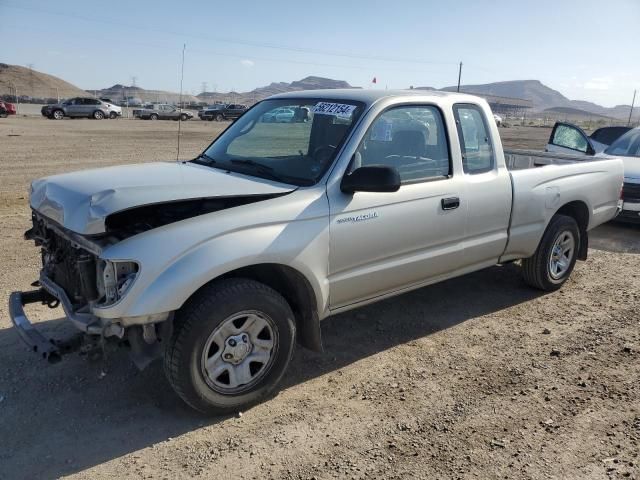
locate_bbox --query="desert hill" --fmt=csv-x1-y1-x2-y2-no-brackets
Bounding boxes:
0,63,88,101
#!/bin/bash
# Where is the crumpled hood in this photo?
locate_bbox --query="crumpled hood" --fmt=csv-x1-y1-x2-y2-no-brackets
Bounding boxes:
30,162,295,235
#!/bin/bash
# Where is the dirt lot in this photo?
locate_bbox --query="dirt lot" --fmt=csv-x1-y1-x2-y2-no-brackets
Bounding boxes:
0,117,638,480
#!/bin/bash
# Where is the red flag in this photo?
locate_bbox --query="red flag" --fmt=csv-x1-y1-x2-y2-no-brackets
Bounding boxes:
372,77,377,84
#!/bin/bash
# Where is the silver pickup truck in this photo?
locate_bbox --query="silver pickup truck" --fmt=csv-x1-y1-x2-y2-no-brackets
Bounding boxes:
10,90,623,414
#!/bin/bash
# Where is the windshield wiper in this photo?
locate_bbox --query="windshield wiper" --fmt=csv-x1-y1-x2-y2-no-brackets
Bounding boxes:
229,159,288,183
191,152,217,165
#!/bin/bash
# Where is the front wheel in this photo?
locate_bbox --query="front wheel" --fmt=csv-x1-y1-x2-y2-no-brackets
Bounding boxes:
164,278,296,414
180,113,188,121
109,111,118,119
522,214,580,291
215,113,223,122
149,113,158,120
52,110,64,120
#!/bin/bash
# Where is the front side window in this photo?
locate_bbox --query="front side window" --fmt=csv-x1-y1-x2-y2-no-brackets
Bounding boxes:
351,105,450,183
199,99,363,186
453,104,495,174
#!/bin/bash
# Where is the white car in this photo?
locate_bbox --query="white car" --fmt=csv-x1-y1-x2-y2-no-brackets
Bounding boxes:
100,98,122,119
493,114,502,126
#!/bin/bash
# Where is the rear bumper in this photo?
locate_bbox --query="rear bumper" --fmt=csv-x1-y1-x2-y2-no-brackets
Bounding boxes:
8,290,61,361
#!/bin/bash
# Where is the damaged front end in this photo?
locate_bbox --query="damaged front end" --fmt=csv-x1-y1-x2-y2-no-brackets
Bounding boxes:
9,211,171,368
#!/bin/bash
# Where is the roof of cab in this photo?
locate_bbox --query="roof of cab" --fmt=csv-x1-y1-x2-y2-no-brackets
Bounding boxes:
269,88,482,106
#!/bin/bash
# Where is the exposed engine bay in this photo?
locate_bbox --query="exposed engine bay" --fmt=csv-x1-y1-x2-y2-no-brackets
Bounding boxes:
104,194,284,240
26,211,138,310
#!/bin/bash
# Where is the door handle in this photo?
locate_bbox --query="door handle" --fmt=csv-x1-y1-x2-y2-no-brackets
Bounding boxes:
441,197,460,210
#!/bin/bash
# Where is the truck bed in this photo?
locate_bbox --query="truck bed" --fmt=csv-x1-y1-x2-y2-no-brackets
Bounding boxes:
500,149,624,262
504,149,599,170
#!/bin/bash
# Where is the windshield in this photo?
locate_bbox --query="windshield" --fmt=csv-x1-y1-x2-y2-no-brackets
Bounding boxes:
604,128,640,157
197,98,364,186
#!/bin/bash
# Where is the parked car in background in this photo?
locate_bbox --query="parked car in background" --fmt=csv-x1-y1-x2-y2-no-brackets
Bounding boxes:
546,122,639,222
261,105,311,123
100,98,122,118
201,103,247,121
493,113,503,127
0,100,17,117
120,97,144,107
41,97,116,120
10,89,624,414
198,104,226,121
261,107,295,123
133,103,193,120
546,122,631,156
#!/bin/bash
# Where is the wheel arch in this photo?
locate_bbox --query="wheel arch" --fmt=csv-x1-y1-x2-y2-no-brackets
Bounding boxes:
194,263,322,352
554,200,589,260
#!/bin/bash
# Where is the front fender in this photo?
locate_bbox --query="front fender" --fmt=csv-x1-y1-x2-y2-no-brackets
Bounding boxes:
92,189,330,320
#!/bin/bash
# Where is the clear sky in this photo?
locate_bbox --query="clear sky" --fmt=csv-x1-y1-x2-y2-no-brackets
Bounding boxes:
1,0,638,107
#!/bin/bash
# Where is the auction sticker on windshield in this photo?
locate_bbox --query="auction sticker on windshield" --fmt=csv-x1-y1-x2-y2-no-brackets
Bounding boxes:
313,102,356,118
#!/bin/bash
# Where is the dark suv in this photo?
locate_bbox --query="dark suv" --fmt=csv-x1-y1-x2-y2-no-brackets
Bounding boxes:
199,103,247,121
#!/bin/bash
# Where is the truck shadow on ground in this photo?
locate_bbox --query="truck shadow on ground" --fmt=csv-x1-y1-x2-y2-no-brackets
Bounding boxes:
0,262,545,480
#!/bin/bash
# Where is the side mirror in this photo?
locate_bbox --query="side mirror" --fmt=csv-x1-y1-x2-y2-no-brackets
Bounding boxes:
341,165,401,194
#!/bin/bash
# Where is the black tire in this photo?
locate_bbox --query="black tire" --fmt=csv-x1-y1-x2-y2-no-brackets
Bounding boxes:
522,214,580,291
52,109,64,120
215,113,223,122
207,116,214,121
109,111,117,119
149,113,158,121
93,110,105,120
164,278,296,414
180,113,188,121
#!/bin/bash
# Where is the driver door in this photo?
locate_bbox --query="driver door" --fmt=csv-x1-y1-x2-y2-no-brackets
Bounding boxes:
546,122,595,156
327,104,467,309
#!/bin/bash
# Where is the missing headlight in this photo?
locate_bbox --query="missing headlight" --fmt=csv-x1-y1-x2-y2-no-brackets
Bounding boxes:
97,260,139,306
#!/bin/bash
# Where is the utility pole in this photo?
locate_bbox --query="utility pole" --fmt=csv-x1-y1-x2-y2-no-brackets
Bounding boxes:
628,90,637,127
201,81,208,95
457,62,463,93
131,76,137,88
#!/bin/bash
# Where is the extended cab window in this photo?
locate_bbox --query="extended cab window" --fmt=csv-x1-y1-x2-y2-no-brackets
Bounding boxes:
453,104,494,174
352,105,450,183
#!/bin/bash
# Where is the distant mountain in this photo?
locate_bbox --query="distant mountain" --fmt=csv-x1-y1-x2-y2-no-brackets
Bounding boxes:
95,84,200,104
0,63,88,100
543,106,611,119
441,80,635,120
197,76,357,104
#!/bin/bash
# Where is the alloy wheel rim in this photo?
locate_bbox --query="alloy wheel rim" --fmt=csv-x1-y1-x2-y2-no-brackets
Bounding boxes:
200,310,277,394
549,230,575,280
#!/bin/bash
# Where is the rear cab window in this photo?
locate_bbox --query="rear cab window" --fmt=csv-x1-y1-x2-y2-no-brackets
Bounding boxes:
453,104,495,174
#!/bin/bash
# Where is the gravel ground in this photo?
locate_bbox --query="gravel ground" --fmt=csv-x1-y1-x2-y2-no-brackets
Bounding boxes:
0,117,638,480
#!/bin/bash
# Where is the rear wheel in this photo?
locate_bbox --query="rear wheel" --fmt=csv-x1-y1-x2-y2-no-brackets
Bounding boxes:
52,109,64,120
164,278,296,414
522,214,579,291
93,110,105,120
